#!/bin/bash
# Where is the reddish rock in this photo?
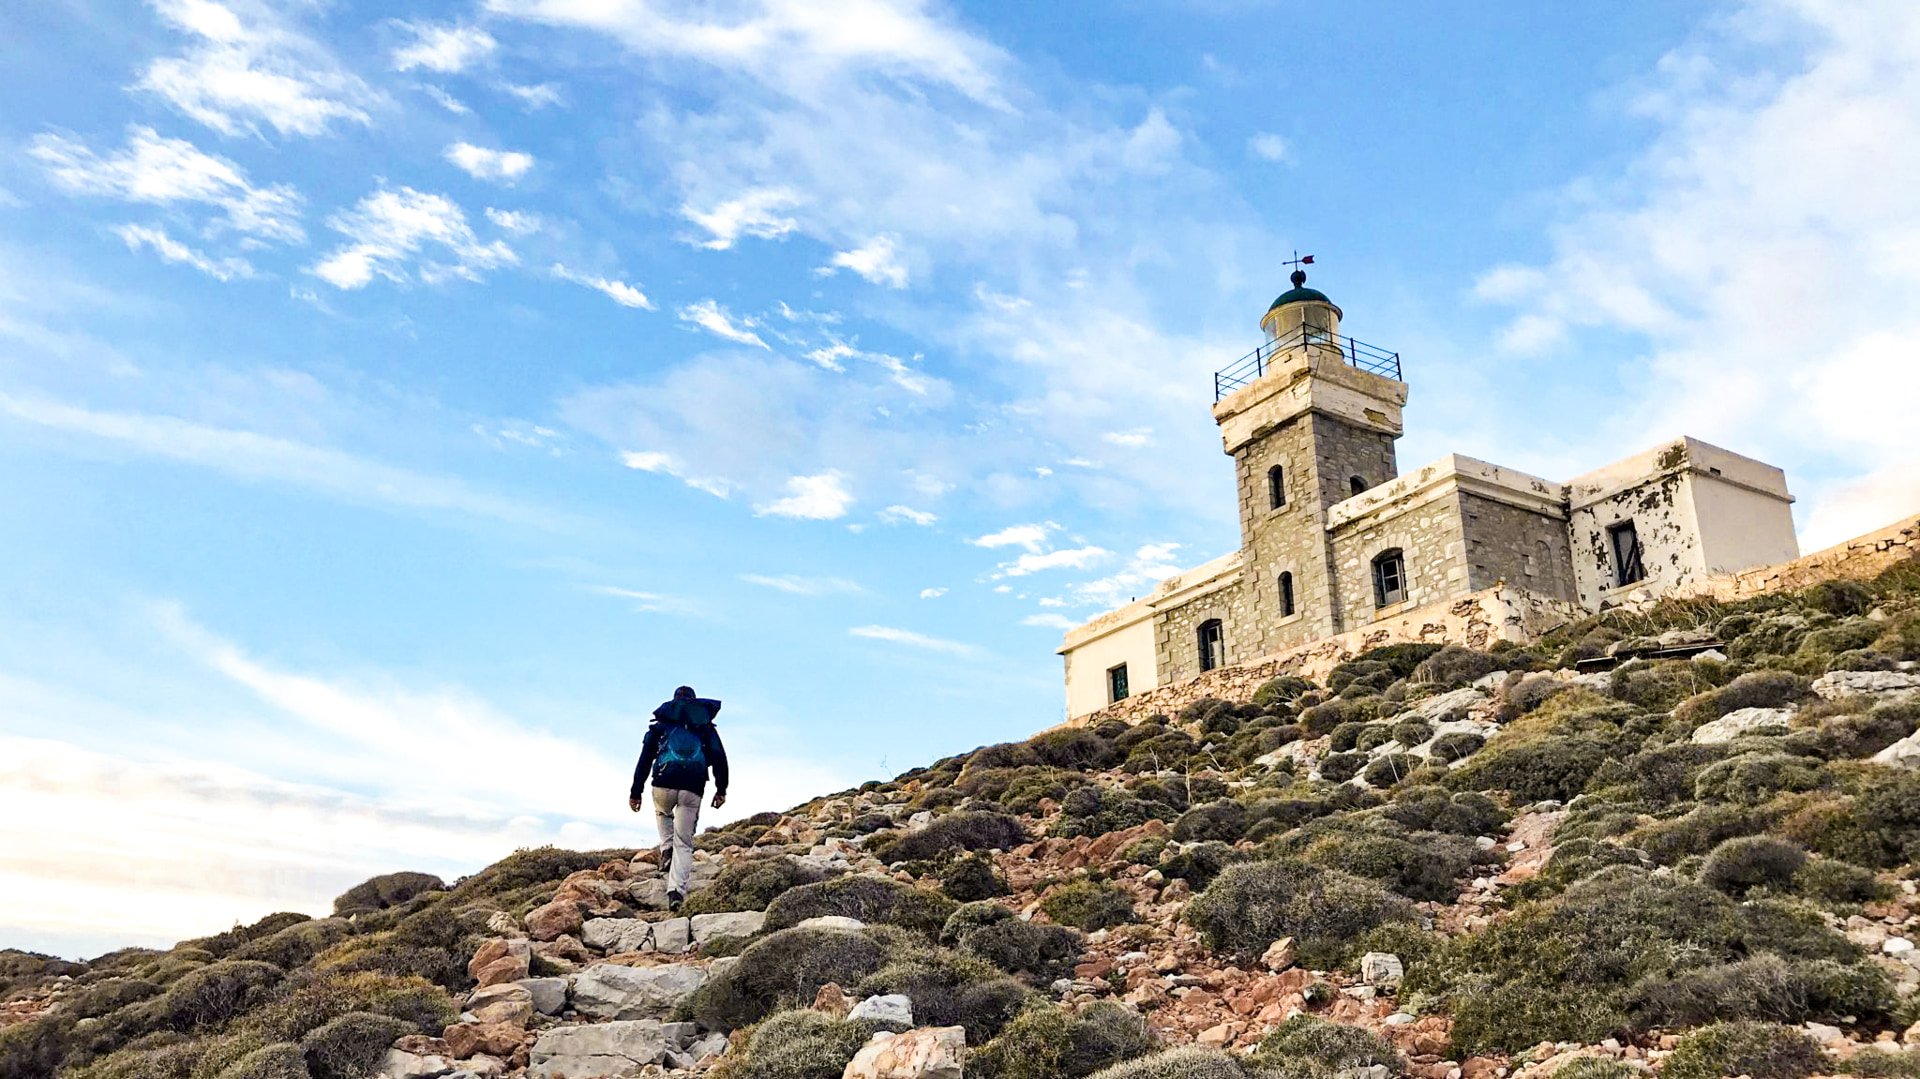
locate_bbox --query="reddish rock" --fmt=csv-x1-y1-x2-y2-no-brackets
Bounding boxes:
467,939,530,988
1197,1022,1237,1047
1460,1057,1505,1079
1074,958,1115,980
812,982,851,1016
524,898,583,942
443,1020,523,1059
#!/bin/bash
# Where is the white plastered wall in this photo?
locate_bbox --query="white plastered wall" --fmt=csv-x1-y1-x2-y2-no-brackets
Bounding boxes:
1060,608,1158,720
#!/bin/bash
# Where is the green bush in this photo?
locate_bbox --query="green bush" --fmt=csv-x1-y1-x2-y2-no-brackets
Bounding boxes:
218,1042,311,1079
687,926,892,1030
298,1011,410,1079
1840,1049,1920,1078
1052,787,1174,839
1028,728,1124,771
1693,753,1826,805
940,853,1009,902
1662,1021,1823,1079
1412,645,1506,687
713,1009,880,1079
1629,953,1891,1028
1157,841,1242,890
1382,787,1504,835
763,875,957,937
1299,699,1361,736
888,812,1027,862
1629,802,1766,864
1674,671,1811,728
685,856,828,915
331,872,444,914
1785,768,1920,868
1183,858,1414,966
971,1002,1157,1079
860,945,1030,1042
1327,722,1369,753
158,959,285,1031
1699,836,1807,895
446,846,625,903
1172,801,1250,843
1250,1015,1402,1079
1549,1059,1643,1079
1390,718,1434,746
1360,753,1419,788
1792,857,1889,905
247,970,455,1042
231,920,351,970
955,919,1081,980
1086,1047,1262,1079
1317,752,1365,782
1801,580,1874,618
1294,824,1475,902
1253,677,1313,707
1041,881,1135,931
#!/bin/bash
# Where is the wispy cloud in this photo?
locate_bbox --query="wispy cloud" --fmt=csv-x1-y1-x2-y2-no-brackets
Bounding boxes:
754,471,854,520
620,449,731,498
821,234,908,288
849,624,978,656
1000,546,1109,577
310,186,514,290
31,127,304,243
739,574,864,596
585,585,700,616
392,21,497,73
138,0,378,138
678,300,768,348
501,81,564,109
114,224,254,281
879,505,937,526
970,522,1056,553
1248,132,1289,163
1066,542,1184,608
1019,613,1076,630
553,263,651,308
919,587,947,599
445,142,535,184
682,188,800,250
1102,428,1152,448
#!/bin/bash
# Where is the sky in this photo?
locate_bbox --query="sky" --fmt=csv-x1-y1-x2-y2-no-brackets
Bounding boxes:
3,0,1920,958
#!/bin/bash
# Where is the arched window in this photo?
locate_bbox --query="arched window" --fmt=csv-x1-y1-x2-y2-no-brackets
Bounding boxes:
1278,571,1295,617
1267,465,1286,509
1350,474,1368,496
1197,619,1225,672
1372,549,1407,608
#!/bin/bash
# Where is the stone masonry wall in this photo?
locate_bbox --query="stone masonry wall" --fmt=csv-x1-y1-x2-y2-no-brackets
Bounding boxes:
1327,490,1469,633
1625,511,1920,608
1459,491,1579,602
1233,413,1337,648
1072,583,1583,728
1153,576,1251,687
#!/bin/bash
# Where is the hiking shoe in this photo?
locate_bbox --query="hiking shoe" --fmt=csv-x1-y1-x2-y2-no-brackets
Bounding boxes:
667,890,684,911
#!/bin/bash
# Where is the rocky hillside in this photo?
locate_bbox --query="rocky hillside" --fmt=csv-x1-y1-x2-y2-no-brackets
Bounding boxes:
8,563,1920,1079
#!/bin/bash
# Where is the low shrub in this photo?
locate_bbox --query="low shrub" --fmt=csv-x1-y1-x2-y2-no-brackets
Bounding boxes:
888,812,1027,862
1086,1047,1262,1079
1801,580,1875,618
446,846,626,903
1784,768,1920,869
1361,754,1419,788
1840,1049,1920,1078
1294,824,1475,902
1699,836,1807,896
193,913,316,959
763,875,957,937
1629,953,1891,1028
1253,677,1313,707
1662,1021,1823,1079
1250,1015,1403,1079
1172,801,1250,843
1028,728,1124,771
1183,858,1414,966
1382,787,1505,836
1793,857,1890,905
247,970,455,1042
860,946,1030,1042
158,959,285,1031
231,919,351,970
1549,1059,1643,1079
971,1002,1157,1079
331,872,444,914
685,856,828,915
219,1042,311,1079
940,854,1009,902
1300,699,1362,736
1391,718,1434,746
1052,787,1174,840
1674,671,1811,729
299,1011,409,1079
1328,722,1370,753
1041,881,1135,931
713,1009,881,1079
687,926,892,1030
1628,802,1767,864
1693,753,1826,805
955,919,1081,980
1413,645,1506,687
1317,752,1366,782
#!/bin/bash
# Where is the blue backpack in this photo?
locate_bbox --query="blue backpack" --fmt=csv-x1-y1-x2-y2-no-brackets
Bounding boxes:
657,724,706,771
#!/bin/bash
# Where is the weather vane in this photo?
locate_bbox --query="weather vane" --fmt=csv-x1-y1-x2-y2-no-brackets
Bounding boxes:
1283,251,1315,286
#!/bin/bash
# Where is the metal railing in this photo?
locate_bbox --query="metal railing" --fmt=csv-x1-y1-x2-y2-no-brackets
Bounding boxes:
1213,324,1402,401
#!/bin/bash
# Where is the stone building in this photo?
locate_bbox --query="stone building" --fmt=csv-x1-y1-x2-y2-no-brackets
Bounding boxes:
1058,271,1800,719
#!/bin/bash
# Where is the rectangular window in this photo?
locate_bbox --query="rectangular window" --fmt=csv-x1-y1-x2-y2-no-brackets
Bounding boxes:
1279,571,1295,617
1609,520,1646,586
1197,620,1225,672
1107,663,1129,703
1267,465,1286,509
1373,550,1407,608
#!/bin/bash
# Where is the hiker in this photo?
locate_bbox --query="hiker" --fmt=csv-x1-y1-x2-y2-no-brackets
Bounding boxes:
628,685,729,910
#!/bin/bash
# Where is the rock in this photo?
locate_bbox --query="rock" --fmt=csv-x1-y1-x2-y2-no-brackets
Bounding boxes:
1196,1022,1235,1047
1261,937,1297,972
1384,1013,1416,1025
525,899,584,943
1886,938,1916,955
534,934,594,967
795,915,868,932
485,911,520,937
692,910,768,941
518,977,568,1016
464,983,533,1027
1361,952,1404,986
630,878,671,910
467,939,530,988
848,994,914,1029
1804,1022,1846,1046
380,1047,455,1079
687,1031,729,1061
843,1026,966,1079
1404,687,1487,723
1344,1067,1391,1079
1873,731,1920,771
458,1055,508,1079
443,1021,522,1059
529,1020,671,1078
1813,670,1920,700
907,811,935,831
583,916,692,954
1692,649,1727,663
813,983,853,1016
1690,707,1793,744
569,962,708,1020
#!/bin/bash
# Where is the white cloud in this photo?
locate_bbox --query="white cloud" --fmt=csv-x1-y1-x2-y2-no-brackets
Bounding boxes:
1102,427,1152,448
392,21,497,73
1068,542,1185,608
754,470,854,520
1019,613,1076,630
1121,107,1182,172
739,574,863,596
310,186,515,290
821,235,909,288
502,81,564,109
139,0,377,138
486,207,544,235
114,224,254,281
419,84,472,115
619,449,730,498
918,587,947,599
0,391,559,527
585,585,700,616
31,127,304,244
678,300,768,348
848,624,978,656
1248,132,1290,163
879,505,937,526
682,188,801,250
445,142,536,184
969,522,1055,553
1000,545,1110,577
552,263,652,309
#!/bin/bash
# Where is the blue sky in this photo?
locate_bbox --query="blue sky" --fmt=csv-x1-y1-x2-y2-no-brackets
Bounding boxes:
4,0,1919,957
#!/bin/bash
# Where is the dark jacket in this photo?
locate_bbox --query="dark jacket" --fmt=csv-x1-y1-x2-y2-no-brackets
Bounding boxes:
630,697,729,798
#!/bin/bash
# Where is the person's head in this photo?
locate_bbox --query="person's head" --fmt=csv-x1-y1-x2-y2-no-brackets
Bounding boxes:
674,685,696,700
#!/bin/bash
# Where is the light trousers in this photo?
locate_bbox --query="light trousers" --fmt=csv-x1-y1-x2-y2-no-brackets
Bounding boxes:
652,786,701,896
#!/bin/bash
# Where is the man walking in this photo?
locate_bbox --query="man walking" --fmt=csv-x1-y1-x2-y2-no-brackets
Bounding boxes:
629,686,729,910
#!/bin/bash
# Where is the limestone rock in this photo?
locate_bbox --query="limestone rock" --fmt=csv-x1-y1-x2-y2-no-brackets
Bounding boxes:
464,983,533,1027
529,1020,670,1078
1874,730,1920,770
1261,937,1297,972
1690,706,1793,744
583,916,691,954
443,1020,522,1059
1360,952,1404,986
569,962,708,1020
1813,670,1920,700
525,899,584,943
484,911,520,937
518,977,568,1016
848,994,913,1029
467,938,530,988
692,910,767,942
1403,687,1487,723
379,1047,455,1079
842,1026,965,1079
796,915,867,932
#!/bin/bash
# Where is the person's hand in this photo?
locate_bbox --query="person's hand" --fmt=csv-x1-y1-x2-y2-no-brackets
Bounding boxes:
712,792,727,809
628,797,643,813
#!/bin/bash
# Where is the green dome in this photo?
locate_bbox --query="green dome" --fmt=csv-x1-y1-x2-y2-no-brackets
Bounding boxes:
1268,285,1332,311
